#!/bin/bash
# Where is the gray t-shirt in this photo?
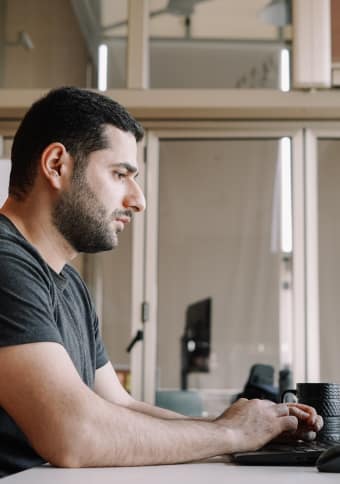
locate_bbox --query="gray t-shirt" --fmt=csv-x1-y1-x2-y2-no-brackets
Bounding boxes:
0,214,109,477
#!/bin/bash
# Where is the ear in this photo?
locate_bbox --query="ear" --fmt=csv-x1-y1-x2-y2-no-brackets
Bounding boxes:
40,143,73,191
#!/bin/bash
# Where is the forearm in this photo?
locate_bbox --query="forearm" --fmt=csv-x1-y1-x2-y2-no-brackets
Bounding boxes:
62,395,230,468
127,398,187,419
24,391,303,469
127,399,214,421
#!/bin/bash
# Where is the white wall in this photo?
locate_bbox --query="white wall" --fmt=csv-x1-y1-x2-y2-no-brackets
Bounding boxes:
0,158,10,206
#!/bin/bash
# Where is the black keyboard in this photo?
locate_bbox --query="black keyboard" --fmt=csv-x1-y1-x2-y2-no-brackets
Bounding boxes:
261,439,334,453
233,438,340,466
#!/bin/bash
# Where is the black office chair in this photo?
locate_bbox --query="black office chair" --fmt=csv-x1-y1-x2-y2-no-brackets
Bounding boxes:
234,364,279,403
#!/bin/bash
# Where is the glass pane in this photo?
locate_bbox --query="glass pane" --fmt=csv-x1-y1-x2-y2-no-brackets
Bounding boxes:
148,0,291,89
318,139,340,382
156,138,282,416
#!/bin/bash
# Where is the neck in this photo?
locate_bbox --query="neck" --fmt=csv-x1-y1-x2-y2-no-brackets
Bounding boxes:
0,196,78,273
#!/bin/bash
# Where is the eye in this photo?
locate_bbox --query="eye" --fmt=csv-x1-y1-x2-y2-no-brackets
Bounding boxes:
114,171,127,180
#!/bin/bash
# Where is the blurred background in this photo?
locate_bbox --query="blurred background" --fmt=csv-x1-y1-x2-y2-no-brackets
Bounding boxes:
1,0,340,417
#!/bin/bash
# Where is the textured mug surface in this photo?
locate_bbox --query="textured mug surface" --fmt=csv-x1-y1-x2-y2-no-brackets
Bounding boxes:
282,383,340,439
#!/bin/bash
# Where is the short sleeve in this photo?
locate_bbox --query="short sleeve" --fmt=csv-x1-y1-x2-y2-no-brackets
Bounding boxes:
64,264,109,371
93,313,109,370
0,248,63,348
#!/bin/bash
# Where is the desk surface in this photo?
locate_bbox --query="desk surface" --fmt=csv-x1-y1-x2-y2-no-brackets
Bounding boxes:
2,460,340,483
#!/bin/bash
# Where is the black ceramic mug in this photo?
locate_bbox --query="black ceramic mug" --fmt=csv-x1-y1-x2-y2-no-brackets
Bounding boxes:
282,383,340,440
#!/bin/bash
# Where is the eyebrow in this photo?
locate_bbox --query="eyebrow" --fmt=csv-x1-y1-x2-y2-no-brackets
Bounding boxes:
109,162,139,176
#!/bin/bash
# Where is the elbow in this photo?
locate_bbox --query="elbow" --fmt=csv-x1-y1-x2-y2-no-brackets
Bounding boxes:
49,452,82,470
40,441,84,470
34,422,91,469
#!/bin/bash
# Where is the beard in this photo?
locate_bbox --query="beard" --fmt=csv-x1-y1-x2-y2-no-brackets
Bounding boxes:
52,176,123,253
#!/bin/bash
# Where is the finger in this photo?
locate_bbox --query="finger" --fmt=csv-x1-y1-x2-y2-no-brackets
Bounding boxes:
289,409,323,433
287,402,316,414
287,406,310,420
287,403,317,424
315,415,324,432
280,415,298,433
274,403,290,417
299,430,317,441
291,406,323,431
303,414,323,432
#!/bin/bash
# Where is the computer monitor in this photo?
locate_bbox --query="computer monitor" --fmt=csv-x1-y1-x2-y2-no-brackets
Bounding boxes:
180,298,212,390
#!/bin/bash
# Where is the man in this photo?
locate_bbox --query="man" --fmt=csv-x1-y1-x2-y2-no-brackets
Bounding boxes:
0,87,322,477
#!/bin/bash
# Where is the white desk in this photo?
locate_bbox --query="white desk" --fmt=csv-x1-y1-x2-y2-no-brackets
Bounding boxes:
2,460,339,483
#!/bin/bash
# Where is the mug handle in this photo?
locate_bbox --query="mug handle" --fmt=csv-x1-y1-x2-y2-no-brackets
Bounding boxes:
281,389,297,403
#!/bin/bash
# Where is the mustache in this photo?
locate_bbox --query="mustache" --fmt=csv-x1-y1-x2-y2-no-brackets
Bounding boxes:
112,209,133,220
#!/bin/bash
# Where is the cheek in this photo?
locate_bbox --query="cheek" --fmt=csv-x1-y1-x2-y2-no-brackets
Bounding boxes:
97,180,125,207
86,169,127,209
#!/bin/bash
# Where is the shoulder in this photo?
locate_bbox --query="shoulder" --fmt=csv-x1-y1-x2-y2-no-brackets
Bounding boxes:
0,217,52,288
62,264,95,312
63,263,87,291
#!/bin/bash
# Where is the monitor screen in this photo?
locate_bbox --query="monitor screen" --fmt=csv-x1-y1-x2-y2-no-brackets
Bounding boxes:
181,298,212,386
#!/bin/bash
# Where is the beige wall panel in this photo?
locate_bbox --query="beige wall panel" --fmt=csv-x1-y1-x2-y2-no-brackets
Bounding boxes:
4,0,87,88
318,139,340,382
3,90,340,121
331,0,340,63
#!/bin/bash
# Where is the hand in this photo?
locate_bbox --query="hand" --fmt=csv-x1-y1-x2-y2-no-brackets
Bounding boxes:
274,403,323,442
215,398,298,453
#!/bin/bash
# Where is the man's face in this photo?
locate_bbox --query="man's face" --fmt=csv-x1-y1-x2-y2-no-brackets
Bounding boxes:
52,126,145,253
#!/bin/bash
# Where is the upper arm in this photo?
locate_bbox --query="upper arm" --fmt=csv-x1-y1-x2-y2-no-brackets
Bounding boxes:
94,361,133,407
0,341,98,466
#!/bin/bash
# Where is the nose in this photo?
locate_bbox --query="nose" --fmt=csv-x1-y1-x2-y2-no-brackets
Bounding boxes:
123,180,146,213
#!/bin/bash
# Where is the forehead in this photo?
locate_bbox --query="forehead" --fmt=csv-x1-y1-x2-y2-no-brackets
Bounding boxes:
103,125,137,161
86,125,138,170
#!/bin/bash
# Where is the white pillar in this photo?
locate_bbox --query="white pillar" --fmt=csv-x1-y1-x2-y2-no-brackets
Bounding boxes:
127,0,149,88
